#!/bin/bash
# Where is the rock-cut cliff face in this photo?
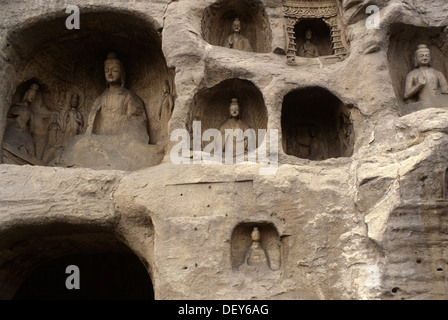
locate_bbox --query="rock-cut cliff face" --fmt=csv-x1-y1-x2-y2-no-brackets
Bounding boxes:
1,0,448,300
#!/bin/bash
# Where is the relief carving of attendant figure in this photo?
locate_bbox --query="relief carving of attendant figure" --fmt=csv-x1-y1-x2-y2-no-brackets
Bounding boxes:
42,115,63,164
28,86,54,161
404,44,448,102
86,52,148,142
3,84,39,163
63,92,83,146
297,29,320,58
223,18,252,52
158,80,175,144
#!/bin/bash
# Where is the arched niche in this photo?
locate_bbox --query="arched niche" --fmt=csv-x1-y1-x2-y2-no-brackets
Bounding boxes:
294,18,333,57
201,0,272,53
281,87,354,160
13,252,153,300
190,78,268,144
2,9,174,169
387,24,448,115
230,222,282,271
0,222,155,300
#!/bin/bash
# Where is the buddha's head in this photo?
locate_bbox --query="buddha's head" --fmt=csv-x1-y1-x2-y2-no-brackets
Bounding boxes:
104,52,125,86
24,83,39,104
69,93,79,108
251,227,261,243
229,98,240,118
232,18,241,33
414,44,431,68
305,29,312,40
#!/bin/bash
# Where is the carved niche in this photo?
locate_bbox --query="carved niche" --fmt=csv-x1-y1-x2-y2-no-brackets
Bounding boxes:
281,87,354,160
189,78,268,156
388,24,448,116
231,223,282,272
283,0,348,65
1,11,174,171
201,0,272,53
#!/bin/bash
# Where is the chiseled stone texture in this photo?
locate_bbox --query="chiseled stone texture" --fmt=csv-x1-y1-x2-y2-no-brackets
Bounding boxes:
1,0,448,300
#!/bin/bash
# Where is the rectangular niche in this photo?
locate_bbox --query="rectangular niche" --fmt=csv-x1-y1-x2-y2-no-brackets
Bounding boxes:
283,0,349,65
281,87,354,160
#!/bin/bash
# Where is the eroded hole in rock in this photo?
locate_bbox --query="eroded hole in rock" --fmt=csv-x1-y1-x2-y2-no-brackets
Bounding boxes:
13,252,154,300
201,0,272,53
281,87,354,160
2,10,174,170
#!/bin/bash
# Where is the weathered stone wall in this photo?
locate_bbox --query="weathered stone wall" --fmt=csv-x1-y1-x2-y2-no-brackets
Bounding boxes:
1,0,448,300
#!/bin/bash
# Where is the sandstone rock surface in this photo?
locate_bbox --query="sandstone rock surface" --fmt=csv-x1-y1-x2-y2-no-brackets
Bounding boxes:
1,0,448,300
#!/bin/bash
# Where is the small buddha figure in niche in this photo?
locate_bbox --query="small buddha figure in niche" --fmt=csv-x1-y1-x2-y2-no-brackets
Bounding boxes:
86,52,148,142
243,227,270,270
3,84,39,162
63,92,83,146
404,44,448,102
219,98,254,156
223,18,252,52
297,29,320,58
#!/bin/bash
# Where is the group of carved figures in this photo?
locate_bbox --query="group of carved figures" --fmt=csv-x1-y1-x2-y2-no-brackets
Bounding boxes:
3,34,448,166
222,17,448,101
223,17,319,58
2,49,252,166
221,18,448,101
3,84,84,165
2,52,176,166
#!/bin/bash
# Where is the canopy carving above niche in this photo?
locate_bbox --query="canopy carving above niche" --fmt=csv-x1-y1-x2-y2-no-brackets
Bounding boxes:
283,0,339,17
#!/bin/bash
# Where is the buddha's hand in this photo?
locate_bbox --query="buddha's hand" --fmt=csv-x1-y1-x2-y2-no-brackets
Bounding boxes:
417,74,427,86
